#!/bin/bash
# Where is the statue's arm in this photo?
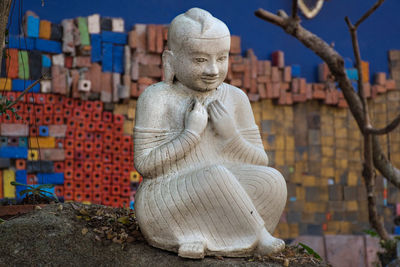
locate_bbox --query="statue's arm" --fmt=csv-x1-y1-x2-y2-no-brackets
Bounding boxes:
221,89,269,166
133,85,206,177
134,128,201,178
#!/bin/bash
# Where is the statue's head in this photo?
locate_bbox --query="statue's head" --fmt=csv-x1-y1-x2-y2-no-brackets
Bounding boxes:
163,8,231,92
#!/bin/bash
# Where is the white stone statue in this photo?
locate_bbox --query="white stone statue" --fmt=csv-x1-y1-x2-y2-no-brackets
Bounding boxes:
134,7,287,259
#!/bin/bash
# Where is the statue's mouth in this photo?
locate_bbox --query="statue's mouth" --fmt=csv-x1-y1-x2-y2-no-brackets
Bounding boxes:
201,77,219,84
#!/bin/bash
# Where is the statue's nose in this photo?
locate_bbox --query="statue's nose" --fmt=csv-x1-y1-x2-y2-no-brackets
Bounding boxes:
204,62,219,76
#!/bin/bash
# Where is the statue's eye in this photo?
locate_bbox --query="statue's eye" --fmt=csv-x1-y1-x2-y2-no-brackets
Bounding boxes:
195,58,207,63
217,56,227,62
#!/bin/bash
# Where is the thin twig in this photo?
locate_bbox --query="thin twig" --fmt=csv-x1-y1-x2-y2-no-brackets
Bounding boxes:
345,16,369,125
255,9,286,27
5,72,49,109
292,0,298,19
366,114,400,135
354,0,385,28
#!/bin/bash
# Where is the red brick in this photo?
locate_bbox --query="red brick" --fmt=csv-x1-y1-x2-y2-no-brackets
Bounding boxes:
271,50,284,68
112,73,121,103
374,84,386,94
70,69,80,98
122,74,131,99
138,77,156,85
338,99,348,108
271,67,281,82
299,78,307,94
291,78,300,93
65,56,73,68
283,66,292,82
139,64,162,78
133,24,147,52
258,83,267,99
130,82,138,98
128,30,137,49
101,72,112,102
246,49,258,79
292,93,307,102
1,123,28,136
306,84,313,100
312,83,326,99
363,83,371,98
226,61,233,81
375,72,386,85
85,63,102,93
386,79,396,90
51,65,68,95
48,125,67,137
39,148,65,161
74,56,91,68
286,92,293,104
257,75,269,83
263,60,271,76
232,63,245,72
271,82,280,99
318,62,330,82
278,88,286,105
147,24,157,53
243,58,251,89
331,90,339,105
156,25,164,54
230,55,243,64
138,53,162,65
249,79,257,94
230,35,241,54
257,61,265,76
230,79,242,87
6,49,19,79
162,26,168,41
266,83,273,99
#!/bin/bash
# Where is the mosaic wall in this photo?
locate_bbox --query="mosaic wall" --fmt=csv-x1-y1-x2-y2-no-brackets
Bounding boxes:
1,11,400,237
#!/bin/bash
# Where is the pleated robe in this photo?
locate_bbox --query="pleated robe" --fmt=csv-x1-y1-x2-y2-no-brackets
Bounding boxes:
134,82,287,256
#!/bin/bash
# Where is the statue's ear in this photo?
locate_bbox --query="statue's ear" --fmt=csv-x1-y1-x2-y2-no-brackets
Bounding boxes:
162,50,175,85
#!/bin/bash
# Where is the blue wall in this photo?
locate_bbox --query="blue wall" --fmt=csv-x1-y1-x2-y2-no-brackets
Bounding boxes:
8,0,400,82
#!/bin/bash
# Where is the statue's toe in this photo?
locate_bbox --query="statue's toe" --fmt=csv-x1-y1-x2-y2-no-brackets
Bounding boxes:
255,228,285,256
178,241,205,259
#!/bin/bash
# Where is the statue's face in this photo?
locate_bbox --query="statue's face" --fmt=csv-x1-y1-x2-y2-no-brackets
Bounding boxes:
172,36,230,92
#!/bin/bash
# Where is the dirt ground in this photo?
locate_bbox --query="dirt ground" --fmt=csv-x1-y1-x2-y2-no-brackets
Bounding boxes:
0,203,330,267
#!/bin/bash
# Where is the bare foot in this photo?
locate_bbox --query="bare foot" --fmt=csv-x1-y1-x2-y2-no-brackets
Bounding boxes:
178,241,205,259
255,228,285,256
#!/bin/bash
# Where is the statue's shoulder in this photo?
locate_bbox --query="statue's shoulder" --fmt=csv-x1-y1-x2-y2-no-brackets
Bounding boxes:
222,83,250,104
137,82,174,104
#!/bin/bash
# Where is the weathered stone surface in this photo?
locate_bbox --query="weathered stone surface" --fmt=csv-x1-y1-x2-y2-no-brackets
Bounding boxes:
0,204,328,267
325,235,365,267
290,235,326,260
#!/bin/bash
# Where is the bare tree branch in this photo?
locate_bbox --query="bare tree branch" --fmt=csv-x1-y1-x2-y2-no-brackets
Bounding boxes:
255,6,400,189
354,0,385,28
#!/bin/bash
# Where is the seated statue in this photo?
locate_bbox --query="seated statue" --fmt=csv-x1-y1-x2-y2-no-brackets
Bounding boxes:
134,7,287,259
